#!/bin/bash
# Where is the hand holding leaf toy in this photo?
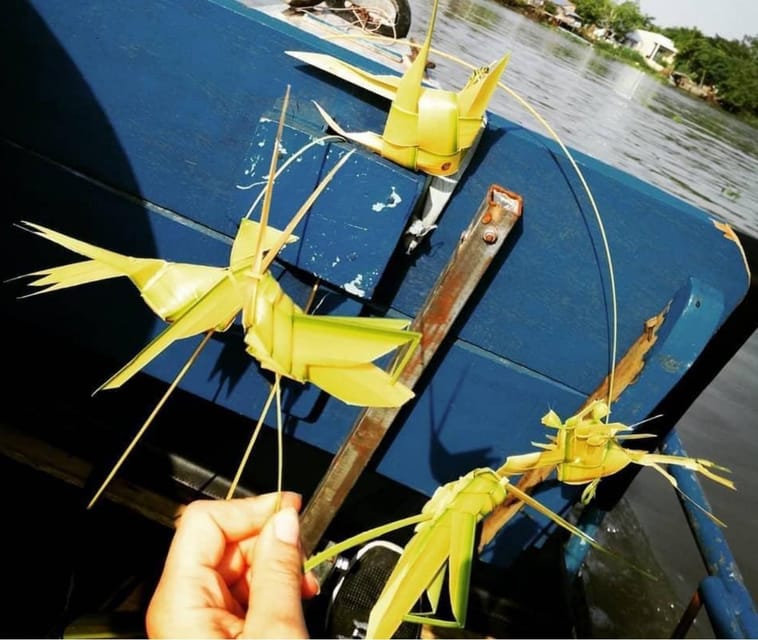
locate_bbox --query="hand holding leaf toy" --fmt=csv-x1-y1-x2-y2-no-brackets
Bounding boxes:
15,87,421,508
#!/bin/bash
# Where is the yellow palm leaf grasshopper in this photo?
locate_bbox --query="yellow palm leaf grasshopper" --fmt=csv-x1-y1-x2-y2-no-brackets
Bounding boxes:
302,399,735,638
14,86,421,508
305,466,655,638
499,400,735,521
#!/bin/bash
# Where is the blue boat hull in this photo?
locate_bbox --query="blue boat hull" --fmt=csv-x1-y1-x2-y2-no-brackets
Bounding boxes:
1,0,751,569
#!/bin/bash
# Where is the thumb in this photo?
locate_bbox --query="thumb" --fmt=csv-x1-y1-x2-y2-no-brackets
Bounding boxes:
243,507,309,638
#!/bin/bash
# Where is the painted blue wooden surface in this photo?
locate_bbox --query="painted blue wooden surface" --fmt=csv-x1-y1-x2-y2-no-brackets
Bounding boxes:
1,0,751,567
228,117,428,296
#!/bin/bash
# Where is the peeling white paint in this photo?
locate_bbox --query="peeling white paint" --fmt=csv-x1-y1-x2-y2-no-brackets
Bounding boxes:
237,156,260,189
371,186,402,212
331,256,341,268
343,274,366,297
237,136,287,190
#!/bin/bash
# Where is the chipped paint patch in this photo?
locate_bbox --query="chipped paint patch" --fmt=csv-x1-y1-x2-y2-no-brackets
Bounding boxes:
237,136,288,190
343,274,366,297
713,219,750,277
371,186,402,212
237,156,262,190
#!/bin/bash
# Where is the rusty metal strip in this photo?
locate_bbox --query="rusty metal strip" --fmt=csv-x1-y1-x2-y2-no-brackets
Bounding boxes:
301,185,524,554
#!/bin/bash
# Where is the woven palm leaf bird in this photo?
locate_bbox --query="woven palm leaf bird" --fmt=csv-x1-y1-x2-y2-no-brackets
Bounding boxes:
286,0,508,177
14,87,421,507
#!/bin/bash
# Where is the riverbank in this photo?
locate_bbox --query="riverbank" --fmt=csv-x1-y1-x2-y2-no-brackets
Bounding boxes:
496,0,757,127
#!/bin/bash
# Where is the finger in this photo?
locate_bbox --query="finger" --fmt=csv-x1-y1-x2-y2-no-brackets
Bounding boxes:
230,572,252,610
216,535,258,586
243,507,309,638
302,570,321,600
229,564,319,607
146,568,246,638
299,548,320,600
167,493,302,572
147,593,245,639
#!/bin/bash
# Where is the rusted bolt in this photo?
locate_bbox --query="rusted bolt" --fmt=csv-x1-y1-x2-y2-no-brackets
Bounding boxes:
441,162,452,172
482,228,498,244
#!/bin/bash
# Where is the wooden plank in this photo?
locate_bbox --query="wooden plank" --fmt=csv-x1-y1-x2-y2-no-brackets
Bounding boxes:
1,422,185,529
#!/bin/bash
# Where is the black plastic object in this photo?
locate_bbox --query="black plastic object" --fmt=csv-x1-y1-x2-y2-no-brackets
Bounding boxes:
326,540,422,639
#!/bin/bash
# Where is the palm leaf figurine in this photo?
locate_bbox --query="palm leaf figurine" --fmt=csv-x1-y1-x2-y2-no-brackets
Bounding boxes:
14,86,421,507
304,400,736,638
499,400,734,514
305,467,636,639
287,0,509,177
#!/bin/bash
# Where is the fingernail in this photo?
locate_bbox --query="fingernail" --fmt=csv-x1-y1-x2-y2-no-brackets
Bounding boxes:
273,507,300,546
308,571,321,596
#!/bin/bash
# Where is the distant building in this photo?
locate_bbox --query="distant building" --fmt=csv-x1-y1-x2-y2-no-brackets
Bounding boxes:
551,0,583,31
527,0,584,33
623,29,677,70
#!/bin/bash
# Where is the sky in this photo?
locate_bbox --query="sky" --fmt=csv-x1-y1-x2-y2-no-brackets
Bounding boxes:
639,0,758,41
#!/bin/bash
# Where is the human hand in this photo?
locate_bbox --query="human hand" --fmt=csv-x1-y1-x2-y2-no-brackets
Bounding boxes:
146,492,319,638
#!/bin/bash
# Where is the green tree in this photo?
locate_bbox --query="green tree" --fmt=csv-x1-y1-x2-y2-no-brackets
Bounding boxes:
573,0,610,26
665,27,758,118
608,1,645,35
573,0,645,36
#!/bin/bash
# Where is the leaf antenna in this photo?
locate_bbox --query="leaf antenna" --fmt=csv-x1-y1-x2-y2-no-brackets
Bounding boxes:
252,85,292,279
226,379,279,500
275,373,284,510
88,331,215,509
242,135,344,212
259,147,356,275
304,513,430,573
673,482,728,528
641,459,732,527
503,480,657,579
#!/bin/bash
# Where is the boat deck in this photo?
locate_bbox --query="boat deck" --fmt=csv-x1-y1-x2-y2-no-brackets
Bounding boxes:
1,428,693,639
2,0,756,636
